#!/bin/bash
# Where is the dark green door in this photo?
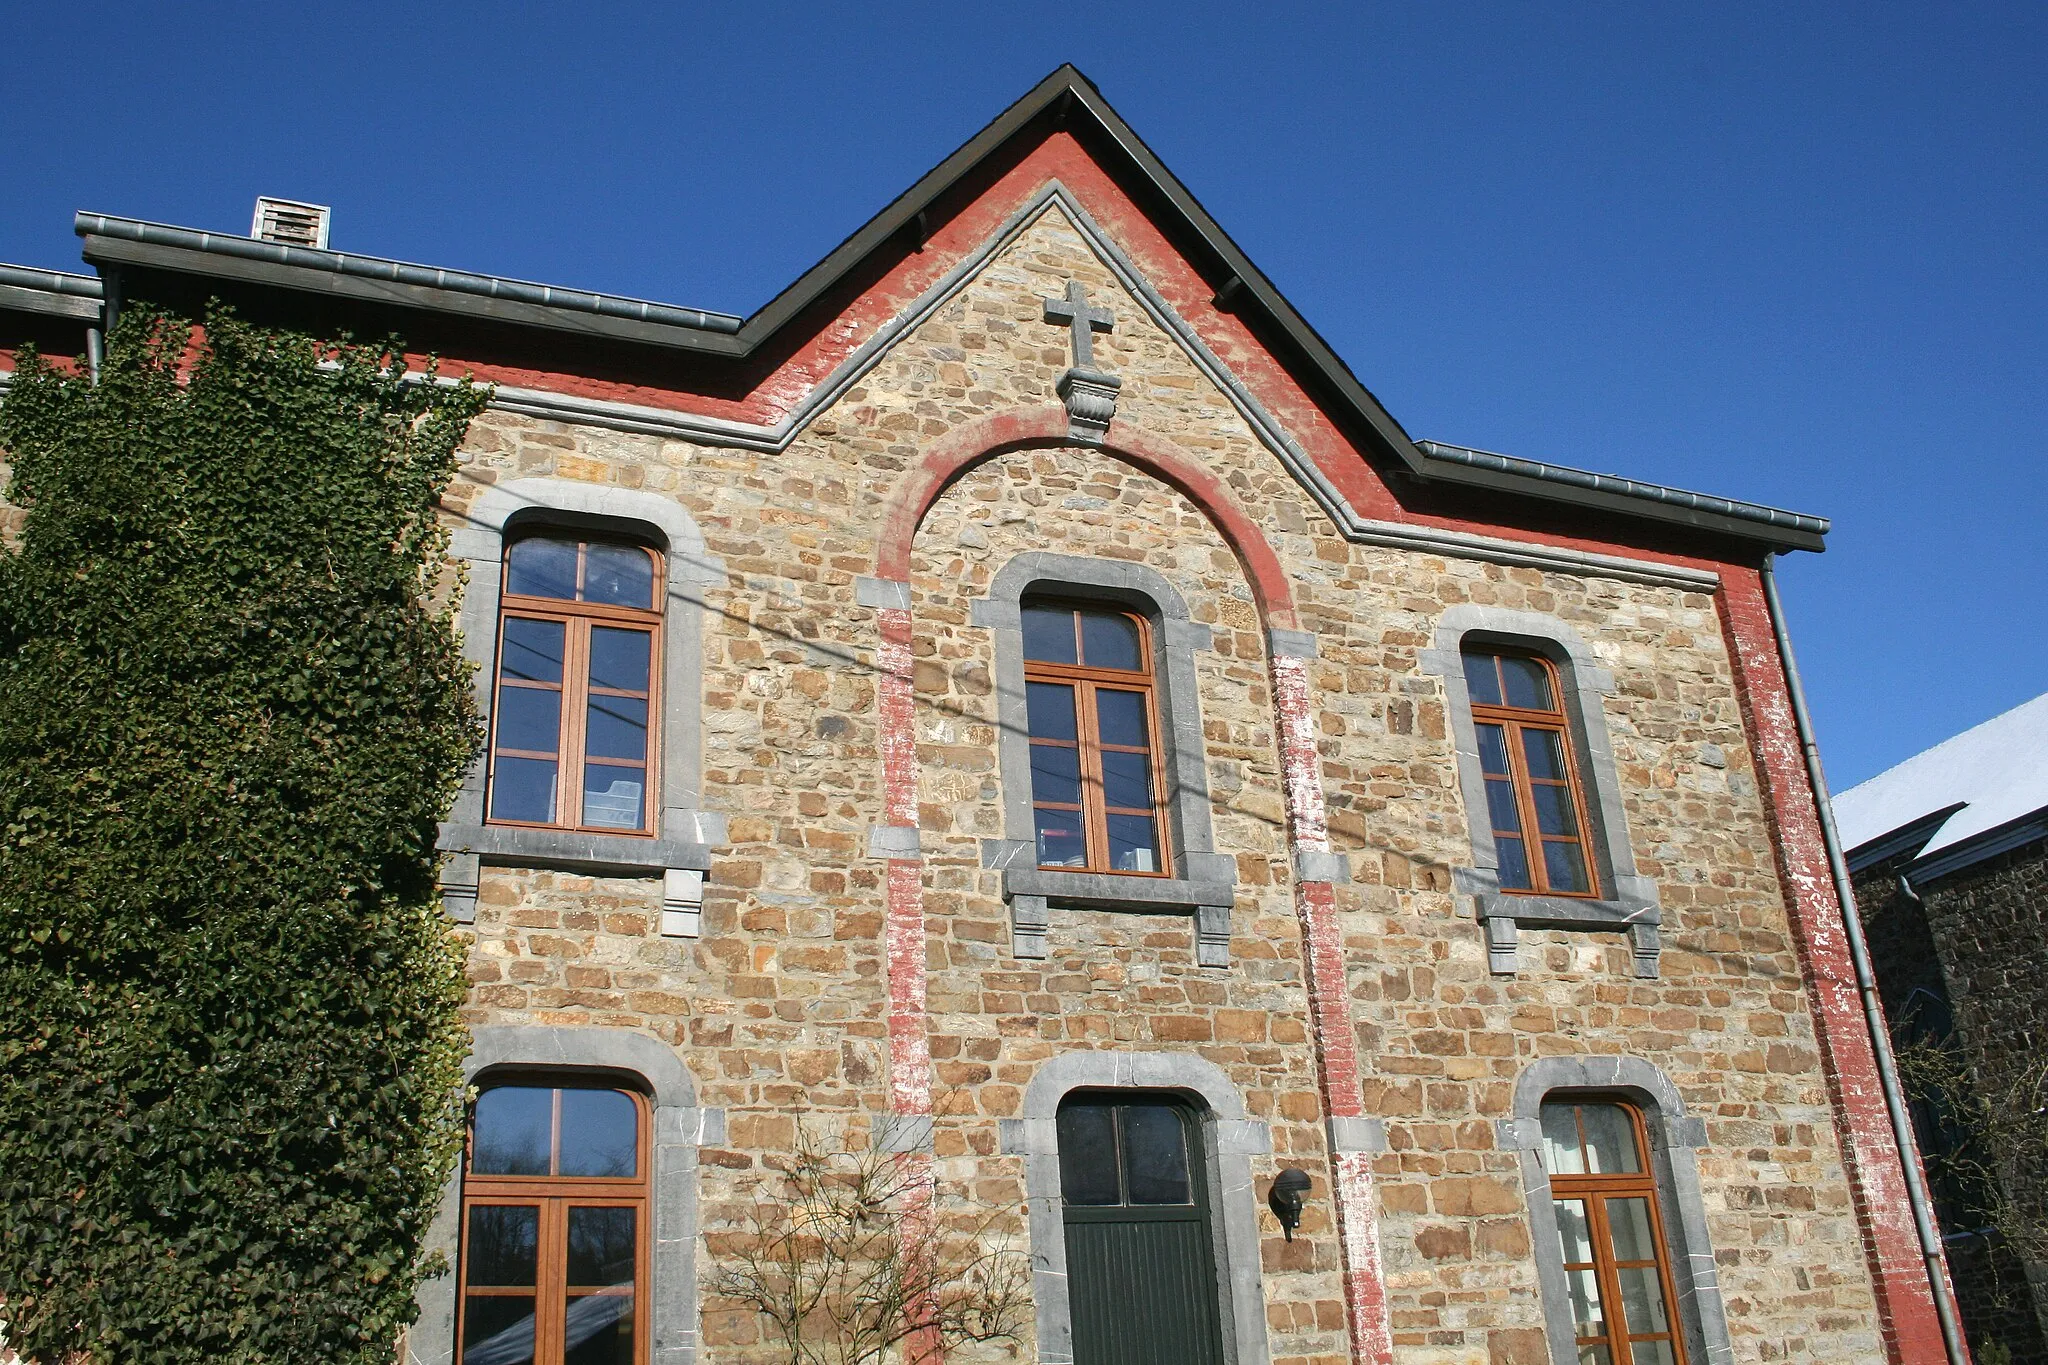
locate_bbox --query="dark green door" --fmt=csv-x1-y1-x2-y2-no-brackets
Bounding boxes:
1059,1095,1226,1365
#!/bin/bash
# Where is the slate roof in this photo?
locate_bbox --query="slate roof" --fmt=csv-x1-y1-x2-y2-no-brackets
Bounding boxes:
1835,690,2048,878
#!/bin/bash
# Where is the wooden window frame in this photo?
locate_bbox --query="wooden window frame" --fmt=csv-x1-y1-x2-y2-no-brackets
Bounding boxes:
1546,1100,1686,1365
488,534,664,838
457,1083,653,1365
1466,648,1602,899
1024,601,1174,878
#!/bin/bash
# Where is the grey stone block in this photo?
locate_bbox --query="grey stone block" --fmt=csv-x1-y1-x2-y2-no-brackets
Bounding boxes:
1267,626,1318,659
1327,1115,1387,1153
866,824,922,859
1293,849,1351,884
854,575,911,611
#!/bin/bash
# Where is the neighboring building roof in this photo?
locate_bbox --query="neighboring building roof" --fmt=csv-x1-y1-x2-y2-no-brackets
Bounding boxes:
1836,691,2048,879
4,65,1830,552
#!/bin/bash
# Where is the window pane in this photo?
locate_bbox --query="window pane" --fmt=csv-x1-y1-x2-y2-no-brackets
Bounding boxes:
1035,806,1088,868
1545,841,1592,894
1120,1107,1192,1205
1026,681,1078,742
582,543,654,610
465,1204,540,1285
1462,652,1503,706
1496,835,1532,890
1521,727,1567,780
1501,655,1555,710
507,537,579,601
588,627,651,694
1533,783,1580,837
1095,689,1150,749
1607,1196,1658,1263
501,617,566,684
1566,1266,1605,1337
1576,1348,1613,1365
1486,778,1524,835
1476,722,1512,776
1101,749,1154,812
585,695,649,762
1628,1340,1675,1365
1022,605,1078,664
560,1090,640,1177
1030,743,1083,808
463,1294,536,1365
580,765,645,831
1057,1105,1120,1204
1616,1264,1670,1334
1106,813,1160,874
1553,1197,1594,1263
567,1206,637,1285
473,1088,553,1176
564,1294,634,1365
1080,611,1142,671
1540,1104,1585,1176
491,756,558,824
496,686,563,756
1580,1104,1641,1174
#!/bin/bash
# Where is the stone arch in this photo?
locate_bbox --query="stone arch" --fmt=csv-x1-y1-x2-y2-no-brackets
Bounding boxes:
873,405,1301,633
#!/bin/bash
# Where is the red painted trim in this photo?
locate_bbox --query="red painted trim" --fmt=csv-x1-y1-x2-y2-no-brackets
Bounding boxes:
872,406,1300,631
1274,655,1393,1364
1718,568,1955,1363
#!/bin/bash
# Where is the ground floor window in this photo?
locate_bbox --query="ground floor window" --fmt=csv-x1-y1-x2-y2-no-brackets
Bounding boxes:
1540,1099,1686,1365
459,1083,649,1365
1058,1093,1225,1365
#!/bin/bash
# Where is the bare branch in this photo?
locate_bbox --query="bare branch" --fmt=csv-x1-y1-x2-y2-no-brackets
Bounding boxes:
710,1121,1030,1364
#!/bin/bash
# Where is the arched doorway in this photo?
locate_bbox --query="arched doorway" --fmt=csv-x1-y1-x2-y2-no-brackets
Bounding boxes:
1058,1092,1227,1365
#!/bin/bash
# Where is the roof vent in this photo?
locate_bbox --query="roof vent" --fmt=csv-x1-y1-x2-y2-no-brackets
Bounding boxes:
251,196,330,249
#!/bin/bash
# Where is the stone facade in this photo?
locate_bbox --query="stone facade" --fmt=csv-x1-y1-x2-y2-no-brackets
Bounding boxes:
419,202,1889,1362
1856,841,2048,1363
2,71,1955,1365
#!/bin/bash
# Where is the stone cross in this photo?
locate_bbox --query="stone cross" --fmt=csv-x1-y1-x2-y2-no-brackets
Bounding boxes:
1042,280,1115,371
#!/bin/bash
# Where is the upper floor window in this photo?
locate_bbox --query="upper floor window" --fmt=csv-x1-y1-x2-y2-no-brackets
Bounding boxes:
1540,1100,1684,1365
1024,601,1170,876
489,535,662,836
460,1082,649,1365
1463,648,1598,897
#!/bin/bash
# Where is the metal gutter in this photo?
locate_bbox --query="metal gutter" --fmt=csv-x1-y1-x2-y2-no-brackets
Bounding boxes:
1760,555,1968,1365
0,263,104,300
1418,440,1830,543
0,263,106,325
1903,805,2048,887
76,213,743,339
1843,802,1969,875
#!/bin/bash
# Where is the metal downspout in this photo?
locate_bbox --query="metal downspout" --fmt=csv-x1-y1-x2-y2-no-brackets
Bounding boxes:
1759,553,1969,1364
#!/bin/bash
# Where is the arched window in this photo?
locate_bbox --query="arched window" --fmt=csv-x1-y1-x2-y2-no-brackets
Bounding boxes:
1462,647,1598,898
1539,1099,1685,1365
1023,601,1171,876
458,1082,650,1365
489,534,663,836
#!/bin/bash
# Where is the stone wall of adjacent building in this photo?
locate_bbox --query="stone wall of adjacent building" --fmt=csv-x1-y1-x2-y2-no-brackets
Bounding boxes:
437,202,1890,1363
1856,840,2048,1364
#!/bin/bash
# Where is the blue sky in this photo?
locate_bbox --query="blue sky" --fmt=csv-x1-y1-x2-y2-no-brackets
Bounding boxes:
3,3,2041,789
